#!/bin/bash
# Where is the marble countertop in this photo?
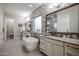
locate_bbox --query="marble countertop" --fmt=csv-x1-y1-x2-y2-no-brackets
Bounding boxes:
40,35,79,45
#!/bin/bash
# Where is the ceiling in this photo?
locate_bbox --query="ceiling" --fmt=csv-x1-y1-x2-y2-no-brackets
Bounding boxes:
2,3,43,17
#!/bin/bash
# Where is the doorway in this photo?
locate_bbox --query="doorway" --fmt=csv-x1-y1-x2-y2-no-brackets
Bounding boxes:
7,18,14,39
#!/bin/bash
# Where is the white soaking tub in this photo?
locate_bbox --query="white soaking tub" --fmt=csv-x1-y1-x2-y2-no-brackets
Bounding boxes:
23,37,38,51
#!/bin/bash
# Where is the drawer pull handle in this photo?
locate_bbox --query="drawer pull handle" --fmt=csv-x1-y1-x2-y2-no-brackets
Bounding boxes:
67,45,79,50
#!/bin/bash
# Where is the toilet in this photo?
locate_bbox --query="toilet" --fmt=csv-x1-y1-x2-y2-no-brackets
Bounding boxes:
23,37,38,51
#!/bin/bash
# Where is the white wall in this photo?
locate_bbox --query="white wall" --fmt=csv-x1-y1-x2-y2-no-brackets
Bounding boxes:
57,5,79,33
4,13,26,40
4,17,7,41
0,5,3,33
0,4,3,47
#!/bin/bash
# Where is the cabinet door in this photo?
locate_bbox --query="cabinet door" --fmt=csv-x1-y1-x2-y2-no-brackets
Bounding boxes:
54,45,64,56
40,37,46,54
46,41,53,56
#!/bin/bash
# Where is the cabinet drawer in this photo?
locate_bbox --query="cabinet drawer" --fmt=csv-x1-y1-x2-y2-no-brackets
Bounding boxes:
65,48,79,56
65,43,79,51
40,37,45,41
52,40,63,46
45,38,53,43
65,43,79,56
40,39,45,43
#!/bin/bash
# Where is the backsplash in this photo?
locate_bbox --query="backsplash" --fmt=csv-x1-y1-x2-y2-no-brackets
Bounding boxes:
49,32,79,39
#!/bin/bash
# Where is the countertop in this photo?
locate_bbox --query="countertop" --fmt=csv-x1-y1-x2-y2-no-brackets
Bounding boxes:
40,35,79,45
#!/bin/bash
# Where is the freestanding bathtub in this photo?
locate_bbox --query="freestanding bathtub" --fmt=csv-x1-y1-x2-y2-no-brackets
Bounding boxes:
22,37,38,51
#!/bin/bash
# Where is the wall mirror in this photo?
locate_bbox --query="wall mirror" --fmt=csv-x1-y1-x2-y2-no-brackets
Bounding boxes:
46,4,79,39
25,22,31,31
46,4,79,33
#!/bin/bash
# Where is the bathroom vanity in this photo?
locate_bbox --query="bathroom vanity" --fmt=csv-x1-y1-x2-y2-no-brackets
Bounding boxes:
40,35,79,56
40,4,79,56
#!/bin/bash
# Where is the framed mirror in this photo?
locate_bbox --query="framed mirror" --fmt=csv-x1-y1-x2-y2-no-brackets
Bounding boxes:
46,4,79,39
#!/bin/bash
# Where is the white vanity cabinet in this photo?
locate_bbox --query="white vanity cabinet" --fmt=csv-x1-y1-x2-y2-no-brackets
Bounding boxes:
40,36,79,56
40,36,64,56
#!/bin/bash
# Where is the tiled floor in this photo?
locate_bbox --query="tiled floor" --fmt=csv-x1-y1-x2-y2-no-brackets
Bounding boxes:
0,38,45,56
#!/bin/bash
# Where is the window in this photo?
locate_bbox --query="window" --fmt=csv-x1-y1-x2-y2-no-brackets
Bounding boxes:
34,16,42,33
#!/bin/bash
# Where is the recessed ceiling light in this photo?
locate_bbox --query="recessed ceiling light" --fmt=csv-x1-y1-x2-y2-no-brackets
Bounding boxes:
29,4,32,7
